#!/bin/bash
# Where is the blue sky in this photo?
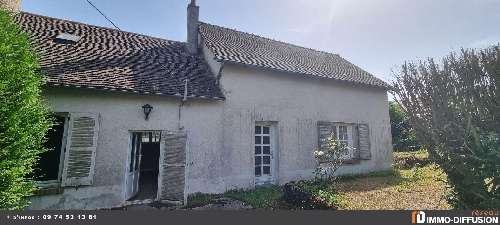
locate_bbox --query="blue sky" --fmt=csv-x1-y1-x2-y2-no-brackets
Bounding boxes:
22,0,500,83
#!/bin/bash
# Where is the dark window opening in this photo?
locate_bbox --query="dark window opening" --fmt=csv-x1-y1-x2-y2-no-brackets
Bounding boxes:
35,116,66,181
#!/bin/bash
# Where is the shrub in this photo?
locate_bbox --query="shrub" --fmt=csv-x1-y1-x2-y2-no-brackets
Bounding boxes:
389,101,420,152
393,150,431,169
392,45,500,209
0,9,51,209
283,180,339,209
313,134,350,181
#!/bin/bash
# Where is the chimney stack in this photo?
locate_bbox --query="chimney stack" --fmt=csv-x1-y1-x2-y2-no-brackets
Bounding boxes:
0,0,21,13
187,0,199,54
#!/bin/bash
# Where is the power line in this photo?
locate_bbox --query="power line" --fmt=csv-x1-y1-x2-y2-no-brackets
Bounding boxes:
84,0,121,30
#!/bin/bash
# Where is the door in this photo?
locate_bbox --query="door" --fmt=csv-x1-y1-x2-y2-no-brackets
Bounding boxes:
158,131,187,203
125,133,142,200
254,123,275,185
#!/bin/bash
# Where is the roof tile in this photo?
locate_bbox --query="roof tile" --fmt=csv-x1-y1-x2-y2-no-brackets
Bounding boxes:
15,13,224,99
199,22,387,88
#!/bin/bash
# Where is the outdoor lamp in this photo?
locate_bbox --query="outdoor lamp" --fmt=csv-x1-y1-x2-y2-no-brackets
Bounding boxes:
142,104,153,120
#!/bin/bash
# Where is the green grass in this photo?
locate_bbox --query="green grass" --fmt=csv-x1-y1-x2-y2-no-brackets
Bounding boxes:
186,192,221,208
186,185,286,209
337,169,398,181
185,151,449,210
224,185,284,209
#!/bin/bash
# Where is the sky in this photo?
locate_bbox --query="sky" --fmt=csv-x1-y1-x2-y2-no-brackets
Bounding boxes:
22,0,500,84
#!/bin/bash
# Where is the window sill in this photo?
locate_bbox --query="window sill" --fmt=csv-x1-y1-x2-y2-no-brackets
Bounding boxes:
33,187,64,196
341,159,361,165
34,181,64,196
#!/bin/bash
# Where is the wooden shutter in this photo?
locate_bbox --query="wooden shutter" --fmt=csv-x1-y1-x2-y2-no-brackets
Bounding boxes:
357,123,371,160
158,131,187,204
61,113,100,186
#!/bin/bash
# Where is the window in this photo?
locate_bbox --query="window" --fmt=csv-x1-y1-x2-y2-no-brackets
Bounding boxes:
35,115,68,185
140,131,161,143
255,125,272,177
331,124,354,159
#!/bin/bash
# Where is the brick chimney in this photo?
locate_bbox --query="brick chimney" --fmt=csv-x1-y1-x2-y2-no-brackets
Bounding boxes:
186,0,199,54
0,0,21,12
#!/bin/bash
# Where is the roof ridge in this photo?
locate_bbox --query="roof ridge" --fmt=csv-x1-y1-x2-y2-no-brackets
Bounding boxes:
19,11,183,45
199,21,339,57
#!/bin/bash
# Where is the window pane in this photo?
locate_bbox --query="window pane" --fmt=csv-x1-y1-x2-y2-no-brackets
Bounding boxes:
263,146,270,154
255,126,261,134
134,134,141,170
255,166,261,176
141,132,150,143
263,156,270,164
263,136,270,144
134,144,141,170
263,166,270,175
36,116,65,181
255,156,261,165
255,136,261,144
129,135,136,172
255,146,261,154
263,126,270,134
339,126,348,140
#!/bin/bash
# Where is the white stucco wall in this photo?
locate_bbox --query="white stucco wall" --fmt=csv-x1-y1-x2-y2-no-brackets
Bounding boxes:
188,63,394,193
29,61,392,209
29,88,225,209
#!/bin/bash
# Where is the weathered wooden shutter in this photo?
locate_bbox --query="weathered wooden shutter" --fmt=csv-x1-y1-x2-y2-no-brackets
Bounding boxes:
61,113,100,186
357,123,371,160
158,131,187,204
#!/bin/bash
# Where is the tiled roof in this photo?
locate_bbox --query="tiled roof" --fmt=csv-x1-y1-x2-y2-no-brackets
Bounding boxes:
199,22,388,88
15,12,224,99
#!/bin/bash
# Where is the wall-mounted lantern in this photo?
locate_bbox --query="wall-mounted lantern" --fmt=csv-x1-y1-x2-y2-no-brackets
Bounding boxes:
142,104,153,120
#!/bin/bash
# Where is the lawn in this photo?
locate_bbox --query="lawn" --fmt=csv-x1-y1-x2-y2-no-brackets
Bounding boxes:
336,164,451,209
186,150,452,210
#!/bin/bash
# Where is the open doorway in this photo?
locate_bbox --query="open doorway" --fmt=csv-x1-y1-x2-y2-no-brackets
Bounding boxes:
125,131,161,201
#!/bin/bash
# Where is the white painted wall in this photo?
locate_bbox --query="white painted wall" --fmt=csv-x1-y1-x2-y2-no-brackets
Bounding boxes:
188,63,394,193
29,57,392,209
29,88,225,209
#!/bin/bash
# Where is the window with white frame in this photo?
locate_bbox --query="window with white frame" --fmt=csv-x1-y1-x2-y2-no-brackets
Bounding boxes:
254,125,272,177
332,124,354,159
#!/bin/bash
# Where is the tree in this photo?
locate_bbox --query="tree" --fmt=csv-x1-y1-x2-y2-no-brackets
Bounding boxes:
391,45,499,209
0,9,52,209
389,101,420,151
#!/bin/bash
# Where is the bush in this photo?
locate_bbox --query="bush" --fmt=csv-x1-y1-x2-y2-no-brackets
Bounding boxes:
392,45,500,209
389,101,420,152
283,180,339,209
393,150,431,169
313,135,351,181
0,9,51,209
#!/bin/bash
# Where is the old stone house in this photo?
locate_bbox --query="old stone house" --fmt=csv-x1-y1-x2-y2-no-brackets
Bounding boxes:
12,1,392,209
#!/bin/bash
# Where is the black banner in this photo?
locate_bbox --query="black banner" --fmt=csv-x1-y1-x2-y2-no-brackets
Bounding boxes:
0,210,498,225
